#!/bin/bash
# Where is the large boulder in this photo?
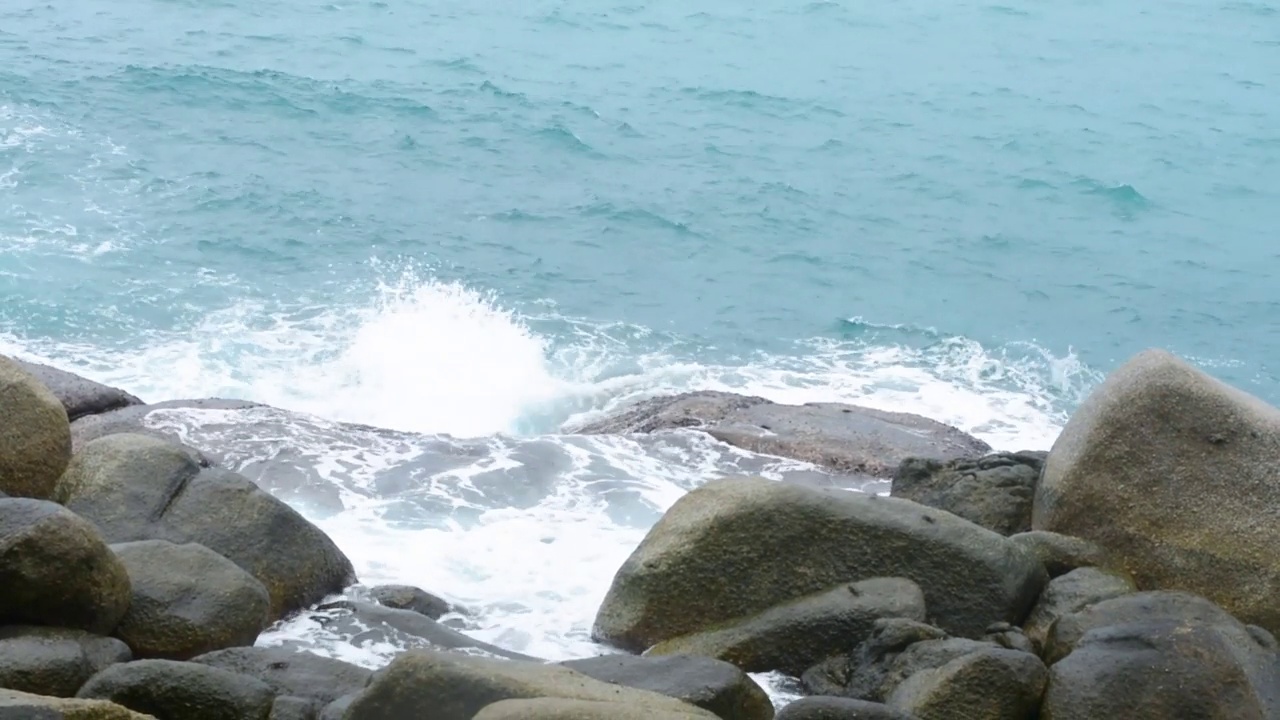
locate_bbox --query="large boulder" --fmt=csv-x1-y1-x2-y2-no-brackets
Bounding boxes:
55,434,355,621
571,392,990,477
594,477,1046,650
473,698,710,720
1022,567,1135,652
0,355,72,498
190,647,372,708
885,648,1047,720
9,359,143,422
77,659,275,720
775,697,918,720
339,648,720,720
646,578,925,676
891,452,1044,536
0,498,132,634
561,654,774,720
0,689,155,719
110,540,271,660
0,626,131,698
1032,349,1280,634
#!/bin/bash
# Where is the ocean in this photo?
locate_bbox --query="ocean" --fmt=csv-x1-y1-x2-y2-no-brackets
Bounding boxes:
3,0,1278,703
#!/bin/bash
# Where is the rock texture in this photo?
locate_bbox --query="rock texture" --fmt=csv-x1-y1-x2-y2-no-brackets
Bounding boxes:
0,626,131,698
368,585,453,621
77,659,275,720
646,578,926,676
1022,567,1135,651
308,600,537,661
10,359,144,422
111,540,271,660
190,646,372,708
0,355,72,499
1032,349,1280,634
593,477,1046,650
891,452,1044,536
571,392,990,477
561,654,774,720
1006,531,1115,578
885,648,1047,720
473,698,710,720
0,689,156,720
68,399,264,466
775,697,918,720
0,498,132,634
56,433,355,621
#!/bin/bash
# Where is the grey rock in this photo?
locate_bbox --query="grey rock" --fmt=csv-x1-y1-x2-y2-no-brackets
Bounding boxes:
77,659,274,720
190,647,372,707
1006,531,1116,578
368,585,452,621
1023,567,1135,653
0,626,131,698
561,653,774,720
310,601,536,661
0,689,152,719
886,648,1047,720
891,452,1044,536
270,696,321,720
473,698,711,720
70,399,264,468
776,697,918,720
10,359,143,421
0,356,71,499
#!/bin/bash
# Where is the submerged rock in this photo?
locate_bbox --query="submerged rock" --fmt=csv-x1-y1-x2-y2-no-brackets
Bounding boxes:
1033,348,1280,635
0,626,131,698
9,358,144,421
571,391,990,477
77,659,275,720
593,477,1046,651
891,452,1044,536
561,653,774,720
0,355,72,499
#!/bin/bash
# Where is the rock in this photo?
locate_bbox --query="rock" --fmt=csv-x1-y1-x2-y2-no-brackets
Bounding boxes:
571,392,991,477
0,626,131,698
339,648,720,720
473,698,711,720
56,434,355,621
1006,531,1114,578
367,585,452,621
0,688,155,719
0,498,132,634
561,653,774,720
1032,349,1280,634
981,623,1035,655
318,695,354,720
69,399,265,468
594,477,1046,650
110,540,271,660
886,648,1047,720
1040,608,1280,719
189,647,372,708
308,601,536,661
646,578,926,676
77,659,275,720
269,696,321,720
891,452,1044,536
775,697,918,720
9,359,143,422
0,356,72,499
1022,568,1135,652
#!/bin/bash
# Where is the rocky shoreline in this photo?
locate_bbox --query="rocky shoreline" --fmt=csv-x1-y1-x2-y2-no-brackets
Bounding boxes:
3,347,1280,718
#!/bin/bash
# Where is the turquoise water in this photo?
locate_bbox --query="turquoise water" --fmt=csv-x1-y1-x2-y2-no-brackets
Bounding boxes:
2,0,1279,688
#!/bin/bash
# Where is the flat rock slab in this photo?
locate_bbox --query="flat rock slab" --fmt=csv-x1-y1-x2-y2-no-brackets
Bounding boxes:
10,359,144,421
571,392,990,477
69,399,265,467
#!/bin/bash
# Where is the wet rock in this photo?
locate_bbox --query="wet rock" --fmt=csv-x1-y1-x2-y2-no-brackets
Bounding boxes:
570,391,990,477
190,647,372,708
69,399,265,468
111,540,271,660
1032,348,1280,634
0,688,155,719
339,648,719,719
77,659,275,720
56,434,355,621
891,452,1044,536
646,578,926,676
593,477,1046,651
473,698,710,720
309,600,536,661
1006,531,1115,578
0,356,72,499
0,626,131,698
561,653,774,720
9,359,143,422
885,648,1047,720
0,498,131,634
1022,567,1135,652
368,585,452,621
775,697,918,720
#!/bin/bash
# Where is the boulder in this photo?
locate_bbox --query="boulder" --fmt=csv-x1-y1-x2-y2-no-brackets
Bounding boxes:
269,696,320,720
0,689,155,719
0,498,131,634
1032,349,1280,634
110,540,271,660
593,477,1046,650
1006,531,1115,578
1040,606,1280,719
891,452,1044,536
885,648,1047,720
9,359,143,422
570,392,990,477
0,356,72,498
981,623,1035,655
775,697,918,720
307,601,536,661
77,659,275,720
1022,567,1135,652
367,585,453,621
339,648,720,720
55,434,355,620
473,698,710,720
646,578,926,676
190,647,372,708
0,626,131,698
561,653,774,720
